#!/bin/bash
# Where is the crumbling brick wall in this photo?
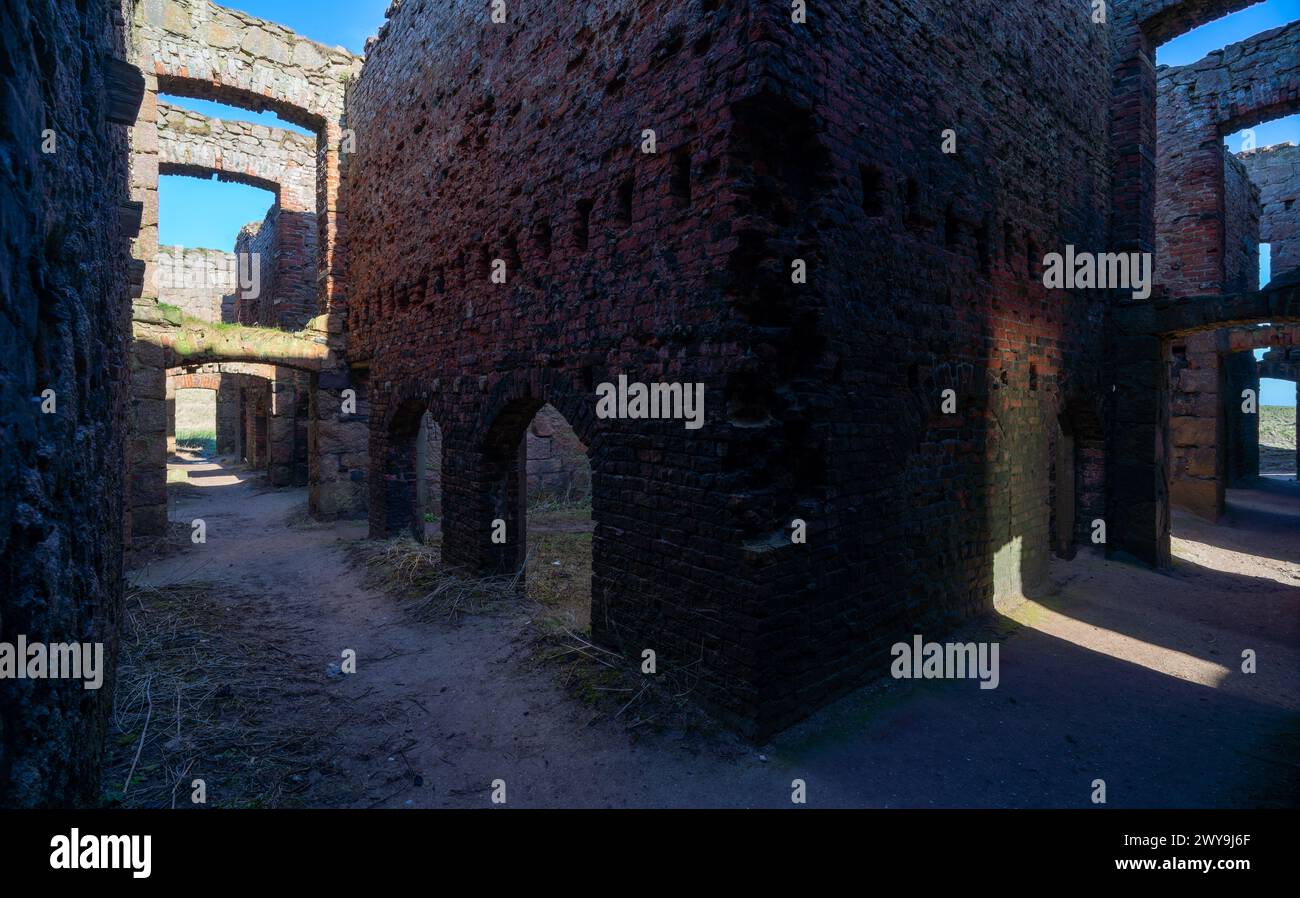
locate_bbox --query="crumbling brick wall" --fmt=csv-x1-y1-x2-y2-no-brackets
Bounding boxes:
1167,152,1262,517
231,220,275,323
1224,152,1262,294
155,100,318,329
1155,20,1300,298
1154,21,1299,520
0,0,140,805
1239,142,1300,281
345,0,1113,735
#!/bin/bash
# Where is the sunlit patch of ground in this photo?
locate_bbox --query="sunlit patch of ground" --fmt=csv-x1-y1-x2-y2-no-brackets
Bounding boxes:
1260,405,1295,477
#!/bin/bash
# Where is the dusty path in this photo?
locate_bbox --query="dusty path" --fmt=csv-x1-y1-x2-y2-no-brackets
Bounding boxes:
124,458,1299,808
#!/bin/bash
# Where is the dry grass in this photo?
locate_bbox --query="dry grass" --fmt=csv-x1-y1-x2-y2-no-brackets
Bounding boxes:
349,537,522,622
1261,406,1295,450
526,531,592,631
103,580,348,808
353,527,713,736
528,494,592,525
521,530,713,735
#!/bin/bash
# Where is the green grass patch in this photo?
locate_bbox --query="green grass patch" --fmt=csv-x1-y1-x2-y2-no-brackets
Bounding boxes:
526,531,592,633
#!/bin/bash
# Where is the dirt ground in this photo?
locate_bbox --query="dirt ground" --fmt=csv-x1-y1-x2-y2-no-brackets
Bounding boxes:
115,455,1300,809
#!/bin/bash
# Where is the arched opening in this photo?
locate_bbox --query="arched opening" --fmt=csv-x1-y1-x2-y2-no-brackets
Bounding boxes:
524,404,594,632
417,411,444,539
384,399,432,542
173,387,217,457
1258,372,1297,480
1053,401,1106,560
481,398,595,630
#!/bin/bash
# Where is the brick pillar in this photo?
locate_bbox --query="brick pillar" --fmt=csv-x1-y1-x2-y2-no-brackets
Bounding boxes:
437,434,526,575
1169,333,1223,519
164,372,176,455
1109,22,1155,258
1225,350,1260,484
318,122,346,315
415,415,430,515
124,74,162,547
1110,332,1171,567
130,74,159,300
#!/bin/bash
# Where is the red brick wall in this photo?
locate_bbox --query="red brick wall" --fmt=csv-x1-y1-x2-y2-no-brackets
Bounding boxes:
343,0,1116,735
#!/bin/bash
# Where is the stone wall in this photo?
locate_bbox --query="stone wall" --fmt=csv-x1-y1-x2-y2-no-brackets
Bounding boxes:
345,0,1113,735
134,0,357,126
154,244,238,320
1170,323,1300,516
156,100,316,208
1239,142,1300,281
156,99,319,329
0,0,140,805
126,0,369,538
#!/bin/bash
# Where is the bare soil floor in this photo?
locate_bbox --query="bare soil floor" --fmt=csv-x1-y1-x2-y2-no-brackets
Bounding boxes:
117,456,1300,808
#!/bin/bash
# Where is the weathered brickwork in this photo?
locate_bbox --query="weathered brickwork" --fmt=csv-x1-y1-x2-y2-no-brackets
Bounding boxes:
1224,152,1263,294
231,219,274,323
1153,20,1300,523
345,0,1113,734
9,0,1300,802
1102,0,1266,568
1239,142,1300,281
0,0,141,805
155,100,319,329
1167,152,1261,518
1155,20,1300,298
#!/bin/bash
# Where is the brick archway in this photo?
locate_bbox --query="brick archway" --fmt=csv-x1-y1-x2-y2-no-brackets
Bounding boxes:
170,372,222,392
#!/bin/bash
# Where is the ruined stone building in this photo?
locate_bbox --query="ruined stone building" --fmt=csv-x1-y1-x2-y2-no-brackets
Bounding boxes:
3,0,1299,804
